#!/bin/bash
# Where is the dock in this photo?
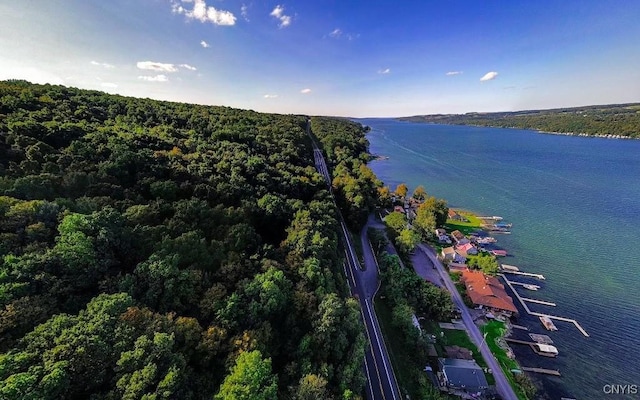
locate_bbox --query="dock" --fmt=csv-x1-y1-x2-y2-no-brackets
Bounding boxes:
505,338,557,357
511,324,529,331
499,274,590,337
529,334,554,344
521,367,561,376
478,216,503,221
521,297,556,306
501,264,520,272
508,281,540,290
501,270,546,280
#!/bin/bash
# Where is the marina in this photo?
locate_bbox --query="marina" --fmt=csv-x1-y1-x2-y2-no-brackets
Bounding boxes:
522,298,556,307
529,334,554,345
500,274,590,337
539,316,558,331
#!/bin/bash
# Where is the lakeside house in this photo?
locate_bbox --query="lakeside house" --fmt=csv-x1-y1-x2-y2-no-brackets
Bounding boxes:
450,230,470,245
448,209,464,221
456,242,478,256
438,358,489,396
435,228,451,244
460,270,518,315
448,262,468,272
441,246,466,264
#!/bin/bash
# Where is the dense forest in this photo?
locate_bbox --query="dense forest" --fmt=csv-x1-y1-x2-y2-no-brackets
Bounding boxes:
0,80,374,399
400,103,640,138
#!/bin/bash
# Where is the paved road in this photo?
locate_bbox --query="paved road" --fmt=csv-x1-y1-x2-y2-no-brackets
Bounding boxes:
417,243,519,400
308,124,400,400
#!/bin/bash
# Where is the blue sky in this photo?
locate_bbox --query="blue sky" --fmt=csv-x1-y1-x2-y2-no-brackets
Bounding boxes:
1,1,639,117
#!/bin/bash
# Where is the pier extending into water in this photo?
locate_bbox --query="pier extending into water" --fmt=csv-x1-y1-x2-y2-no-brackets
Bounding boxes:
499,274,590,337
501,270,546,280
505,338,557,357
521,297,556,306
521,367,561,376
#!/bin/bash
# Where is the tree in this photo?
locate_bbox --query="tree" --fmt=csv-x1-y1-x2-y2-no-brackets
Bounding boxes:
396,228,421,254
394,183,408,199
467,253,499,275
413,204,437,240
412,185,427,201
384,211,407,236
292,373,331,400
215,350,278,400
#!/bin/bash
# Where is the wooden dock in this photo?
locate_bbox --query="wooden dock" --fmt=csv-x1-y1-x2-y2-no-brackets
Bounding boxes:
529,334,554,344
501,270,546,280
521,297,556,306
521,367,561,376
511,324,529,331
499,274,590,337
505,338,557,357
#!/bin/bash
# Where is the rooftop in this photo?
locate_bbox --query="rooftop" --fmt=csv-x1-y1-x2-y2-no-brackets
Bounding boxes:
460,270,518,313
439,358,489,391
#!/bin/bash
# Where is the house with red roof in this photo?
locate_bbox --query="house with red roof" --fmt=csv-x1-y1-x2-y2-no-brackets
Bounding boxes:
460,270,517,315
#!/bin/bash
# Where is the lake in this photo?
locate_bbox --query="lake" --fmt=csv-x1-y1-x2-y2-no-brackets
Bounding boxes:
361,118,640,400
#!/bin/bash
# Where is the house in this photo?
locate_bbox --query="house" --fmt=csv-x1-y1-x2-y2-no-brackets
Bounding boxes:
448,262,468,272
434,228,451,244
438,358,489,394
456,242,478,256
448,209,463,221
450,230,469,245
441,247,465,263
393,205,405,214
460,270,518,315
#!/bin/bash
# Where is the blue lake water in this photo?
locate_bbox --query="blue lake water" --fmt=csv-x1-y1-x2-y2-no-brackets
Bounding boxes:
361,119,640,400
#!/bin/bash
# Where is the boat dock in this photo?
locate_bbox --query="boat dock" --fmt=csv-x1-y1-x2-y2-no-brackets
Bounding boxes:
500,274,590,337
521,297,556,306
511,324,529,331
508,281,540,290
478,216,503,221
505,338,557,357
529,334,554,344
501,264,520,272
501,270,546,280
521,367,561,376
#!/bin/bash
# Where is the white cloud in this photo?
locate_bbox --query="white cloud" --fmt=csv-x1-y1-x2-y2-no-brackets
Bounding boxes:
300,88,311,94
172,0,236,26
137,61,178,72
180,64,197,71
329,28,342,38
241,4,249,21
100,82,118,89
200,40,210,48
270,5,292,27
90,61,115,69
378,68,391,74
138,75,169,82
480,71,498,81
446,71,463,76
263,94,278,99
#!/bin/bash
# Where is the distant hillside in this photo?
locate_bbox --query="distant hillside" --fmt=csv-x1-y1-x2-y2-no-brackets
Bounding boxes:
400,103,640,138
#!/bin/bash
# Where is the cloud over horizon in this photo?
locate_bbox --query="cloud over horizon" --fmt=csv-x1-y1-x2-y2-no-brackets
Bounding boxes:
480,71,498,81
270,5,292,28
180,64,197,71
137,61,178,72
138,75,169,82
200,40,210,48
300,88,311,94
446,71,463,76
172,0,236,26
329,28,342,38
90,61,115,69
378,68,391,74
263,94,278,98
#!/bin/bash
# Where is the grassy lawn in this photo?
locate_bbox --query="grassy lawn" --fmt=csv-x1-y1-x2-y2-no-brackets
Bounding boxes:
445,210,484,236
480,321,530,400
438,329,495,385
